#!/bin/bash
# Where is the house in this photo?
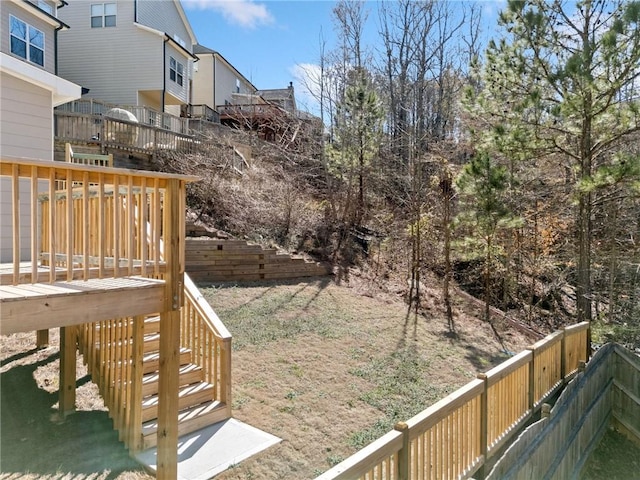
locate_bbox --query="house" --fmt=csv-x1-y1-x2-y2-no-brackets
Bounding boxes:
256,82,297,114
1,4,242,480
191,44,259,114
56,0,197,118
0,0,82,262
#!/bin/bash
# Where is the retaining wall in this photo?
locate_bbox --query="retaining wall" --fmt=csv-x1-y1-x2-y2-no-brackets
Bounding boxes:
185,237,332,283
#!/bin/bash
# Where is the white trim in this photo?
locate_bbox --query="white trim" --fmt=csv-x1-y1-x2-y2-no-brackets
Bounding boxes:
173,0,197,45
134,22,164,38
7,0,68,29
0,52,81,106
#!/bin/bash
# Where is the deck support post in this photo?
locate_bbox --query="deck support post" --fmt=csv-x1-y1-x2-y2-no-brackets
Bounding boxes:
156,179,183,480
59,325,77,416
36,329,49,348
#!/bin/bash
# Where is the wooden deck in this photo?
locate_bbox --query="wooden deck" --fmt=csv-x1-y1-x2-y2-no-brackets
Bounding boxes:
0,275,165,335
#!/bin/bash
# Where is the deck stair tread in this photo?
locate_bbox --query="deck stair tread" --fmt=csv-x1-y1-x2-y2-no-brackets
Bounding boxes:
141,400,228,449
142,348,192,374
142,364,204,397
141,382,216,422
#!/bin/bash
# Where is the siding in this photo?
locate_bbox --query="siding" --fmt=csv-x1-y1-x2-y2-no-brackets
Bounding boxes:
0,72,53,159
0,1,57,74
136,0,192,51
192,52,257,110
58,0,192,110
58,1,163,107
192,53,213,107
165,42,189,104
0,72,53,262
215,56,245,107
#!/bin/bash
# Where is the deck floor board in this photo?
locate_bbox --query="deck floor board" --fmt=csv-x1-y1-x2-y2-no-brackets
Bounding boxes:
0,276,166,335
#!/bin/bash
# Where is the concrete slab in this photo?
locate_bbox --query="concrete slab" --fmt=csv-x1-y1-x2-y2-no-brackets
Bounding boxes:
134,419,282,479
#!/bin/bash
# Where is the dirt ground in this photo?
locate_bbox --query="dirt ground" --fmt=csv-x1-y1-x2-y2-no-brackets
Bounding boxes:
580,428,640,480
2,275,540,479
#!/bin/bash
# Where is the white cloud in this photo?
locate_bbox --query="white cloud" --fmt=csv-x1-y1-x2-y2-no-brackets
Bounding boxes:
290,63,322,115
183,0,274,29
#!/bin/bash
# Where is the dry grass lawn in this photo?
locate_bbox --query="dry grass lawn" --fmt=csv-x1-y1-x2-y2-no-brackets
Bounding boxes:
1,275,535,479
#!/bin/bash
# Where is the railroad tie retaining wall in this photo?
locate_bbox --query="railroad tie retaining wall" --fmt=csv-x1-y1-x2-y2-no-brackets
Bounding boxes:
185,237,332,283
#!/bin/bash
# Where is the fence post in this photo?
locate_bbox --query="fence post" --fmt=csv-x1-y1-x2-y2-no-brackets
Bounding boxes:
394,421,410,480
528,345,536,410
560,328,567,381
477,373,489,479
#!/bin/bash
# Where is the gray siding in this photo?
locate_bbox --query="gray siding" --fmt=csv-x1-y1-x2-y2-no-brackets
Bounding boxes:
193,53,256,110
58,0,192,110
0,72,53,159
214,56,253,106
136,0,192,51
1,1,57,74
165,42,189,104
58,1,163,106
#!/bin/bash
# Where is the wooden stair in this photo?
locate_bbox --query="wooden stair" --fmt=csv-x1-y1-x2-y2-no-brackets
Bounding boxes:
137,315,228,450
91,315,228,450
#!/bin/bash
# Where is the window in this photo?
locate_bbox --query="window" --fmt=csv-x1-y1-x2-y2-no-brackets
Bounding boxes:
169,57,184,87
173,34,186,49
10,16,44,67
38,1,54,14
91,3,116,28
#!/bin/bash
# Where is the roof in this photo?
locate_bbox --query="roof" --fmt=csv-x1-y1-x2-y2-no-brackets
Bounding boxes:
256,88,294,101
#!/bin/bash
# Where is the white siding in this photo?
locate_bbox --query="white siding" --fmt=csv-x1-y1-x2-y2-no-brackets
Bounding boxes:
1,1,57,74
0,72,53,262
0,72,53,159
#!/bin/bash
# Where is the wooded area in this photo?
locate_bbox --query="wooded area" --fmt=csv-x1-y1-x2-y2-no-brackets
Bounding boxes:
164,0,639,348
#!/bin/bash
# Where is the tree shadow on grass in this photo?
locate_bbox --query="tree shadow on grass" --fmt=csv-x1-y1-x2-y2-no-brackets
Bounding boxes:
0,350,143,478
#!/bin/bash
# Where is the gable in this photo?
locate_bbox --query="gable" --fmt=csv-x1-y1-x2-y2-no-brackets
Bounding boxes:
136,0,195,51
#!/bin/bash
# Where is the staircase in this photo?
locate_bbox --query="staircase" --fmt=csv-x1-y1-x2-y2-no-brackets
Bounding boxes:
137,315,227,449
77,274,232,453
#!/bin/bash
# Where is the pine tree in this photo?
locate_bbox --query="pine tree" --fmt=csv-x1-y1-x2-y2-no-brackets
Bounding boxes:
456,152,522,339
469,0,640,322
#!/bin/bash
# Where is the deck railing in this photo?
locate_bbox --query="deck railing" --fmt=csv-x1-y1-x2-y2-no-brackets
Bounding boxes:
55,111,199,155
0,157,195,285
56,99,222,137
317,322,591,480
56,99,191,134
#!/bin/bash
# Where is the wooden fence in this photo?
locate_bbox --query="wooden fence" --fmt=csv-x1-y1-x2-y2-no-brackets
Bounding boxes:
486,342,640,479
316,322,591,480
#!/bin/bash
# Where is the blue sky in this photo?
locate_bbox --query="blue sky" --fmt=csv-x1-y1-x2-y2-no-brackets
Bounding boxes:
182,1,504,113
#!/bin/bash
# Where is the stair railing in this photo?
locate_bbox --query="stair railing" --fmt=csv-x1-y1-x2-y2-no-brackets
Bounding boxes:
181,273,233,416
